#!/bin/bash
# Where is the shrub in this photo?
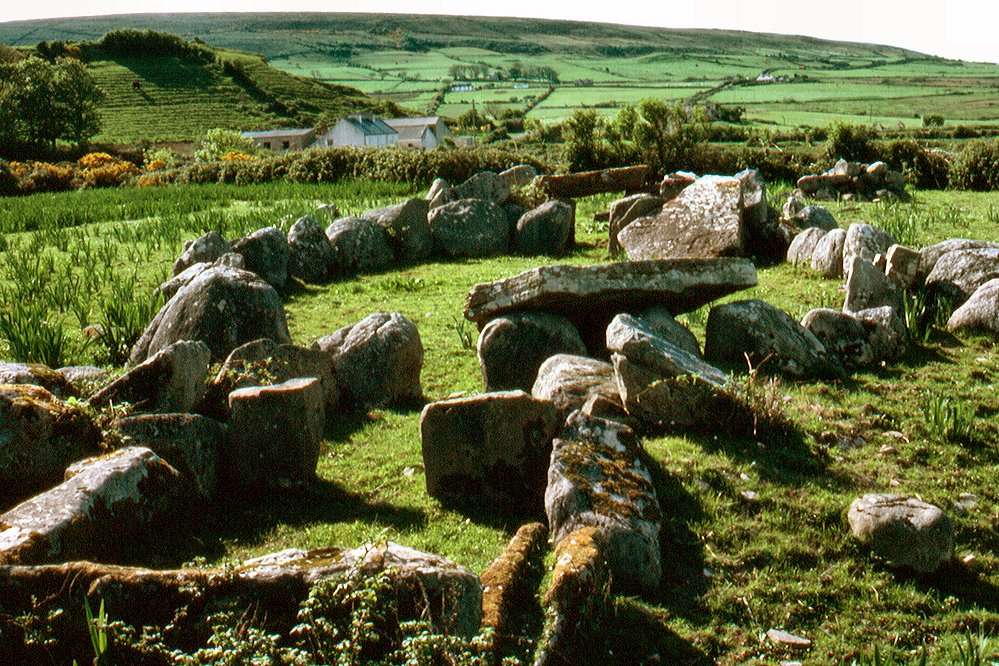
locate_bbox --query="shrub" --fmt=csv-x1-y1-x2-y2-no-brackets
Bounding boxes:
78,153,141,188
825,123,880,163
0,159,18,196
949,138,999,191
883,139,950,189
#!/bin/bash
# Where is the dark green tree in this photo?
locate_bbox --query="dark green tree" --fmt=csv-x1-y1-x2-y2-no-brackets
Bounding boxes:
54,57,104,147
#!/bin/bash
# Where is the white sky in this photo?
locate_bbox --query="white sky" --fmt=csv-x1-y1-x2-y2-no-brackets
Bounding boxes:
3,0,999,65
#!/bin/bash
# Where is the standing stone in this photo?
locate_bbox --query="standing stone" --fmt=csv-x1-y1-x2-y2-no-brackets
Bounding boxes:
618,175,746,260
854,306,909,364
427,178,456,209
364,198,433,263
782,190,806,219
786,227,826,266
608,193,665,256
531,354,618,417
130,266,291,364
634,305,702,356
0,447,185,565
158,253,246,302
477,312,587,392
0,362,76,399
420,391,562,512
794,205,838,231
801,308,874,370
848,494,953,573
546,411,661,593
313,312,423,407
173,231,232,277
659,170,697,199
428,198,509,258
225,378,324,489
810,228,847,278
287,215,336,284
947,278,999,339
0,385,103,508
844,257,902,313
455,171,511,205
89,340,211,415
843,223,897,280
515,200,575,256
116,413,225,498
884,244,921,290
499,164,539,189
735,169,768,232
232,226,289,290
325,217,395,275
705,299,843,379
925,247,999,305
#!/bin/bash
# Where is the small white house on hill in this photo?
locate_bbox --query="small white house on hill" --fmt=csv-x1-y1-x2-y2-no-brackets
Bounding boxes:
322,115,399,148
384,116,453,150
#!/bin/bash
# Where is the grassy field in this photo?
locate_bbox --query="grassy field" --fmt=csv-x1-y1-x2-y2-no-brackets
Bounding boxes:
3,13,999,140
1,179,997,663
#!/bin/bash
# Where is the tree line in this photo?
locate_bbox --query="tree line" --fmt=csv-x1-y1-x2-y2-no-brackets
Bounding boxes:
447,61,560,84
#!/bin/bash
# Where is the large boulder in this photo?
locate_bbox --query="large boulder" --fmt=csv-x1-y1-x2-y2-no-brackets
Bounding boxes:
515,200,575,256
531,354,618,417
786,227,826,266
477,312,587,392
842,223,897,279
801,308,875,370
810,228,847,278
843,256,902,313
115,413,225,499
313,312,423,407
0,362,76,399
130,266,291,364
464,258,758,353
232,226,289,290
428,198,509,258
705,299,843,379
499,164,539,189
0,447,186,565
925,247,999,305
847,494,953,573
225,378,325,489
917,238,999,283
608,193,665,256
173,230,231,277
0,385,103,508
854,306,908,364
89,340,211,415
546,411,661,593
454,171,511,205
947,278,999,338
794,205,838,231
618,174,746,260
420,391,562,512
364,198,433,263
633,305,702,356
325,217,395,275
287,215,336,284
158,253,245,302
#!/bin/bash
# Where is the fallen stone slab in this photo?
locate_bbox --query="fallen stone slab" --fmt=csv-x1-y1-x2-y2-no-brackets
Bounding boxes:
801,308,874,370
477,312,587,392
947,278,999,339
420,391,562,511
848,494,953,573
794,205,838,231
0,362,76,399
464,258,758,352
917,238,999,283
0,542,482,663
89,340,211,415
480,522,548,640
535,165,650,198
0,447,186,565
546,411,661,594
225,378,325,489
0,385,103,509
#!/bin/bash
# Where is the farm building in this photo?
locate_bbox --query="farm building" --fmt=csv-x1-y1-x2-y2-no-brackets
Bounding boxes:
322,115,399,148
384,116,453,150
241,128,317,152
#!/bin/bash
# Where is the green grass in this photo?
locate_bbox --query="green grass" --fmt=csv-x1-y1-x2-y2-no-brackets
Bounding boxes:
1,181,998,663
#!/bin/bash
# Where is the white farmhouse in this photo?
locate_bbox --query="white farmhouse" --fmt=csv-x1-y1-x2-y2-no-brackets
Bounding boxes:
241,128,317,152
322,115,399,148
384,116,454,150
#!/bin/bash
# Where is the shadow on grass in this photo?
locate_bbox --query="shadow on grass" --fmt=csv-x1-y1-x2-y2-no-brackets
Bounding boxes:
908,560,999,614
589,599,713,666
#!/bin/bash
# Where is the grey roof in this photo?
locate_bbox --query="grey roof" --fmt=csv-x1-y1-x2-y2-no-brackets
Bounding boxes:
241,128,316,139
343,116,397,136
384,116,443,128
396,125,431,142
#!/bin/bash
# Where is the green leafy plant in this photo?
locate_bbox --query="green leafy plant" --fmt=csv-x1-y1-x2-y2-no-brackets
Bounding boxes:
84,597,109,664
449,315,476,351
921,393,974,442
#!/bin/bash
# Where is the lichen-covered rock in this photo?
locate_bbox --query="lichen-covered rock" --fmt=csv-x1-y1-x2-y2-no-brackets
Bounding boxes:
130,266,291,364
947,278,999,339
454,171,511,205
477,312,587,392
428,198,509,258
0,447,186,565
116,413,225,498
608,193,666,256
427,177,457,209
0,362,76,399
287,215,336,284
801,308,874,370
848,494,953,573
810,228,847,278
201,337,338,420
158,253,245,301
844,256,902,313
786,227,826,266
885,244,921,290
480,522,547,639
90,340,211,415
0,385,103,508
232,226,289,290
843,223,897,279
917,238,999,283
531,354,618,417
705,299,843,379
854,306,908,364
499,164,539,189
794,205,838,231
659,170,698,199
173,230,231,277
619,174,746,260
314,312,423,407
515,200,575,256
926,247,999,305
364,197,433,263
325,216,395,275
57,365,108,388
225,378,324,489
420,391,561,511
546,411,661,593
633,305,701,356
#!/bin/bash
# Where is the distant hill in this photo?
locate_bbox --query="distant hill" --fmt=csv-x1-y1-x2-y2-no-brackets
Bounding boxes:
3,14,998,134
